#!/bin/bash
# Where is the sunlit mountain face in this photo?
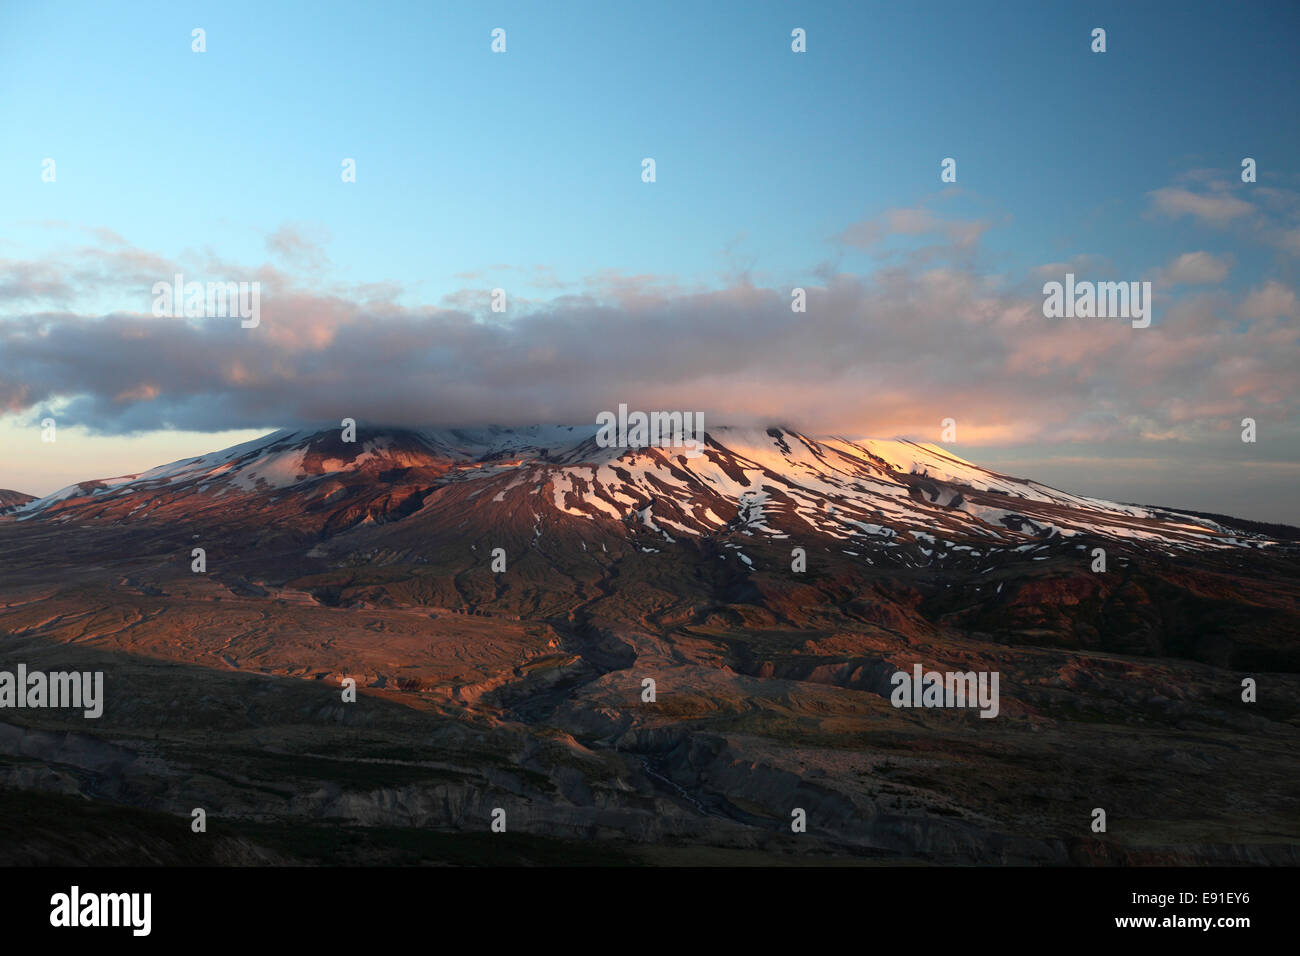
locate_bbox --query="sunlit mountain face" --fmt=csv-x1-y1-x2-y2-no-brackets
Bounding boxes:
12,424,1284,551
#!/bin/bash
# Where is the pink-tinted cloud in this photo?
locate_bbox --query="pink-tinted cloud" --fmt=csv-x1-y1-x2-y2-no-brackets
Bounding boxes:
1148,187,1253,226
0,230,1294,464
1157,251,1233,286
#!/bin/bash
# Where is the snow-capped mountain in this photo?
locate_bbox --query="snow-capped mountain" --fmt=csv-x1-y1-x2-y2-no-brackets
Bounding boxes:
0,489,35,516
4,424,1298,866
8,425,1278,562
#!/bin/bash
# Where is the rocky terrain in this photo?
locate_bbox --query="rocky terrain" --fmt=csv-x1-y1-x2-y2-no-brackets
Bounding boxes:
0,490,34,516
1,425,1297,865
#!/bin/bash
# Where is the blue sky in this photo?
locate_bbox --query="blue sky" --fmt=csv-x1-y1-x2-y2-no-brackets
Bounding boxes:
2,1,1298,521
4,1,1295,297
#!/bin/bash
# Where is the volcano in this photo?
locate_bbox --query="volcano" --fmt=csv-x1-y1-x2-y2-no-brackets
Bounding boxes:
1,425,1298,866
10,423,1282,552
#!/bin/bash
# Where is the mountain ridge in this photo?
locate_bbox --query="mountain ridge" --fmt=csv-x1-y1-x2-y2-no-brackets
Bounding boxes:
7,425,1285,562
0,489,35,516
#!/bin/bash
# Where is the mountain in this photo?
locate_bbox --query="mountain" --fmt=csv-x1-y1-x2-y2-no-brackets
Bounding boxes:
2,425,1298,865
9,424,1297,664
7,424,1298,666
0,489,34,515
9,424,1279,553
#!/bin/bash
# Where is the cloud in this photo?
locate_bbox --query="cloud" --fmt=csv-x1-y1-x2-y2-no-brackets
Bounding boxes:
838,206,991,251
266,225,331,272
1157,251,1233,287
1148,187,1254,226
0,259,74,305
1276,227,1300,256
1237,280,1298,320
0,231,1296,456
1030,255,1114,282
1145,174,1300,266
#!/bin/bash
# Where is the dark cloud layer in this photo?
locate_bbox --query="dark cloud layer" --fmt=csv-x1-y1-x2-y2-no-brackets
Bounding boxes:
1,217,1296,461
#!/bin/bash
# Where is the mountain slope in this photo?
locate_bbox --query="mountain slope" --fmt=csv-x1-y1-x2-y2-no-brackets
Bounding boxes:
8,425,1277,559
8,424,1295,670
0,489,35,516
2,426,1298,865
